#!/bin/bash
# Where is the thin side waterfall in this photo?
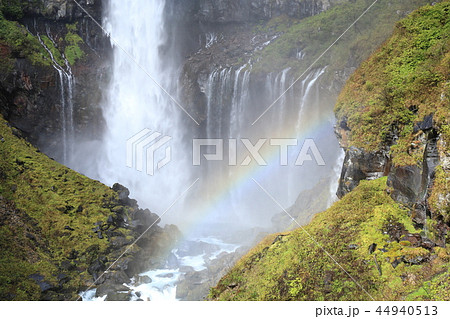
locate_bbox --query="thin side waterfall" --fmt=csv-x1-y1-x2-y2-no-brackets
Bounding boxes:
200,64,336,222
36,27,75,165
328,148,345,206
277,67,291,125
296,67,326,131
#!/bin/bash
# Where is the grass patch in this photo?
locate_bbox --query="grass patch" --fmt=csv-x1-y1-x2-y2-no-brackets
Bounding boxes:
64,23,85,65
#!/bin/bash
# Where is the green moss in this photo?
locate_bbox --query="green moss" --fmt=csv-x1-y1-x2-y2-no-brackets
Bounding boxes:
0,0,24,20
0,14,85,70
0,0,42,20
251,0,433,79
0,114,121,299
407,270,450,300
210,178,450,300
0,13,51,66
64,23,85,65
335,1,450,154
429,166,450,222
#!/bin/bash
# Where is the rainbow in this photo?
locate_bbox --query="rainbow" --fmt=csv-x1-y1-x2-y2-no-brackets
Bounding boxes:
178,106,340,238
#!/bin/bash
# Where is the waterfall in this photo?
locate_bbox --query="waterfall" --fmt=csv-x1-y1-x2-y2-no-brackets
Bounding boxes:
296,67,326,131
94,0,188,215
79,1,344,301
328,148,345,206
36,27,75,166
74,0,340,235
197,64,336,226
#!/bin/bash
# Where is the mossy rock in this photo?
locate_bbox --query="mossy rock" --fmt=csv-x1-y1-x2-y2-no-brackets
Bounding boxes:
0,113,122,300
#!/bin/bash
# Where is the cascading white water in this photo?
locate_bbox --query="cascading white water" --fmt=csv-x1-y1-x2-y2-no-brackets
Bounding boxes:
98,0,188,213
79,0,344,300
197,63,338,228
36,27,75,166
296,67,326,131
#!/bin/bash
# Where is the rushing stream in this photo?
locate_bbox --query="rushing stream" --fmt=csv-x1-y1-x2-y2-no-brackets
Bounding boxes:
81,236,239,301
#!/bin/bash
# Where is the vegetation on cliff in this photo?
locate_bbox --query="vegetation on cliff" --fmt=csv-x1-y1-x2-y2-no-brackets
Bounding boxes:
210,178,450,300
0,113,178,300
252,0,434,79
211,1,450,301
0,2,86,69
335,1,449,158
0,11,49,71
335,0,450,223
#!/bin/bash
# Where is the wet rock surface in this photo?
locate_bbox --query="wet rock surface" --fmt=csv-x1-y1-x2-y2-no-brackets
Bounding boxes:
337,147,389,198
175,246,248,301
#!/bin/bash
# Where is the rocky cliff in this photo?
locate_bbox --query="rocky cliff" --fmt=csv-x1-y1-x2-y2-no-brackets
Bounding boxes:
0,0,110,164
196,0,344,23
334,0,450,240
178,0,434,131
211,1,450,300
0,0,183,301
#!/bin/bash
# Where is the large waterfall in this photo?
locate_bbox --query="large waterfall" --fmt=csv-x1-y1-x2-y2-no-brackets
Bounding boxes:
78,0,343,301
81,0,343,234
96,0,190,215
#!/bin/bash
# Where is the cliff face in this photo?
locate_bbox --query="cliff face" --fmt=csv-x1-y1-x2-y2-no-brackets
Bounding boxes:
334,0,450,238
0,0,110,163
178,0,434,126
211,1,450,301
196,0,343,23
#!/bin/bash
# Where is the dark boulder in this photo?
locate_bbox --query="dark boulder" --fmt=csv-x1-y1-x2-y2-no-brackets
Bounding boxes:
105,292,132,301
130,208,161,230
29,273,54,292
337,147,389,198
413,114,434,132
112,183,130,201
135,275,152,285
88,257,107,280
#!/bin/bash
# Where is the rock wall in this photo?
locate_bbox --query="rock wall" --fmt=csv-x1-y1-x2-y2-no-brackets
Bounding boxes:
0,0,110,162
197,0,344,23
334,1,450,245
335,122,445,231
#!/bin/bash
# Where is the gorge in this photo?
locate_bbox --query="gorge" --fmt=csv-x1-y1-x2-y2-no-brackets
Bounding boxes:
1,0,449,301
